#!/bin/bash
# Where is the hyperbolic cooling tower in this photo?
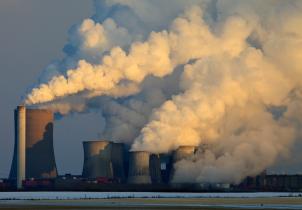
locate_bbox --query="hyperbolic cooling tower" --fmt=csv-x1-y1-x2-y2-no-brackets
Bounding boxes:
128,151,151,184
82,141,113,179
10,106,58,182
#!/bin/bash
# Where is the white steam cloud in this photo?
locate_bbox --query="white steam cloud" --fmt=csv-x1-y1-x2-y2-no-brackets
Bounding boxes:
25,0,302,184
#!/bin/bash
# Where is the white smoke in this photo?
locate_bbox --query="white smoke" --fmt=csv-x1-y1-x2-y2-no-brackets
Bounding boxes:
25,0,302,184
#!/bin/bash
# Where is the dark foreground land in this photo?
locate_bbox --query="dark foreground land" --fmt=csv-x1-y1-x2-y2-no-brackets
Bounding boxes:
1,197,302,210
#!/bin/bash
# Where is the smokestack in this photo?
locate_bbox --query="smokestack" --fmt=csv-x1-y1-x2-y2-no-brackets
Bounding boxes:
128,151,151,184
82,140,113,178
16,105,26,189
10,108,58,183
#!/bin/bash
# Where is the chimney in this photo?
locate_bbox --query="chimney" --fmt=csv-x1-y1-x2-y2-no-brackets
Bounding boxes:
16,105,26,189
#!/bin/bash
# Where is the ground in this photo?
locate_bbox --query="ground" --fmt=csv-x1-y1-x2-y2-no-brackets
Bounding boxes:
1,197,302,209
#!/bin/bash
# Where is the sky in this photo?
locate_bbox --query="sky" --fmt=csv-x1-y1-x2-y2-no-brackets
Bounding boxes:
0,0,101,177
0,0,302,180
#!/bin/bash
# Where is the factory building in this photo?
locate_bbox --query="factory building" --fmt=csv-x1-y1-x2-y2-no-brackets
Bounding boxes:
9,106,58,188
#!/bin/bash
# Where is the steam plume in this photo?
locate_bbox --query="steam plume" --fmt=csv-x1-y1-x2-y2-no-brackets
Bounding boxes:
25,0,302,184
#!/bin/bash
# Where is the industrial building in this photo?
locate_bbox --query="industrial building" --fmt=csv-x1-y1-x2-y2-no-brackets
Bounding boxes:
3,105,302,192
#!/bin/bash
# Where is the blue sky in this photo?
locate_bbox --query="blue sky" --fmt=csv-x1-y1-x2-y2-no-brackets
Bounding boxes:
0,0,98,177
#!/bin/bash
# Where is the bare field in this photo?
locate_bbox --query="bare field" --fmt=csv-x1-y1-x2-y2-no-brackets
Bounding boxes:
1,197,302,210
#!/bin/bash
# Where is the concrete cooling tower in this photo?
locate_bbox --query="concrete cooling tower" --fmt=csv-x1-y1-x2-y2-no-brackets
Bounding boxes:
10,106,58,185
170,146,196,182
82,141,113,179
110,143,126,182
159,154,173,183
128,151,151,184
172,146,196,163
149,154,162,184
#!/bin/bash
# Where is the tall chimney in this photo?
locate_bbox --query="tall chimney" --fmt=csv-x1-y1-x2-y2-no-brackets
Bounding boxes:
16,105,26,189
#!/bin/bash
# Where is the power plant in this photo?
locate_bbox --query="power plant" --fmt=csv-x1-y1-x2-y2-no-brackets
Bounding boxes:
7,106,175,189
2,105,302,192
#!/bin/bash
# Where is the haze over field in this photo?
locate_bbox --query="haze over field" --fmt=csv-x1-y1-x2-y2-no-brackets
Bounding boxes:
1,0,302,183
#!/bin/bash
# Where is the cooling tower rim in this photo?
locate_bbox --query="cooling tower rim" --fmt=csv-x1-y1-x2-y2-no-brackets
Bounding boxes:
176,145,197,149
111,142,124,145
150,153,160,155
129,150,151,155
82,140,112,144
15,106,53,116
17,104,26,108
26,108,53,113
18,106,53,113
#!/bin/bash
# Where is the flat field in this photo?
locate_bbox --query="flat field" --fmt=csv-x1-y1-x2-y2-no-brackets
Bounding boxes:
1,197,302,210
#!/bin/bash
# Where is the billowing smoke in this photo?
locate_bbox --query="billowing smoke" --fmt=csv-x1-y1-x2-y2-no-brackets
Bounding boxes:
25,0,302,184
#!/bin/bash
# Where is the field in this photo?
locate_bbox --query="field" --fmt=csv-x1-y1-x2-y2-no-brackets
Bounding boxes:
1,192,302,209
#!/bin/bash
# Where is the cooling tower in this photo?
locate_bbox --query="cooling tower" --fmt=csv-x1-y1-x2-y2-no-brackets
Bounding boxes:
149,154,162,184
159,154,173,183
82,141,113,178
10,107,58,182
170,146,196,182
110,143,126,182
128,151,151,184
172,146,196,163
